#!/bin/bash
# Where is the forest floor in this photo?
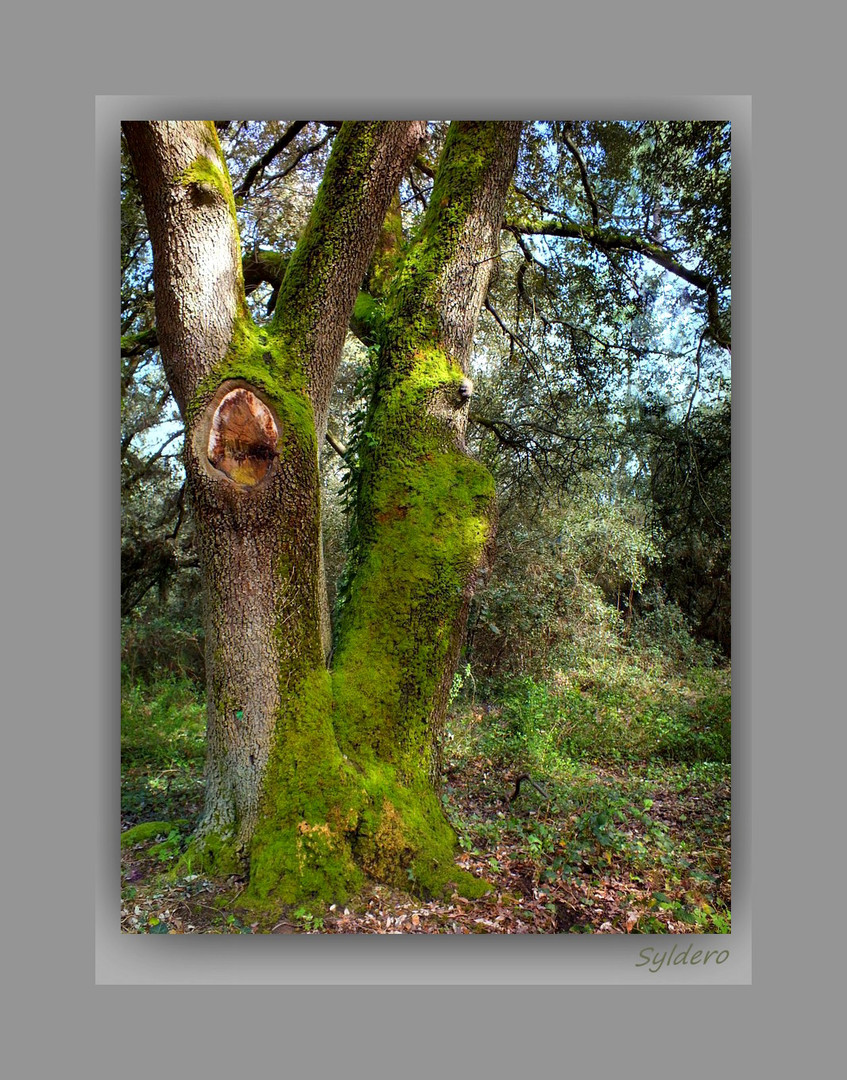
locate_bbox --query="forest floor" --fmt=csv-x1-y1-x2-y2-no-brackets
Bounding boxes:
120,661,731,934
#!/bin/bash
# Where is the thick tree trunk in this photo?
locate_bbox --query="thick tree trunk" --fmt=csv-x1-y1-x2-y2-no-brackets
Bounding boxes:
321,122,523,898
124,119,522,905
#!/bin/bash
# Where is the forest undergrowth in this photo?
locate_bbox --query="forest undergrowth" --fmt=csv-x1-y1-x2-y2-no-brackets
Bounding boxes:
121,654,731,934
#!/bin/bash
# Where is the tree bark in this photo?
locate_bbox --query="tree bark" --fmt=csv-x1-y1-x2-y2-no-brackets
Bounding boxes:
319,123,522,898
123,118,522,905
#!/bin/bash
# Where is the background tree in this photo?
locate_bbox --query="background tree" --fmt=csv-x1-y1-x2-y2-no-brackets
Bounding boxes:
632,396,731,654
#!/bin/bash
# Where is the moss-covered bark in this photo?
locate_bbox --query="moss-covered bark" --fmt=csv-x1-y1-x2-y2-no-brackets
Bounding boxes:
125,119,523,908
314,123,522,902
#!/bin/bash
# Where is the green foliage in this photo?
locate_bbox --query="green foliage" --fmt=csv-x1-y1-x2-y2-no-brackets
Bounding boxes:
224,914,255,934
121,675,206,825
558,496,660,599
444,656,730,933
634,399,731,653
121,611,204,684
468,660,730,770
121,676,206,770
470,486,662,679
631,587,720,669
149,827,187,863
293,907,325,932
122,655,730,931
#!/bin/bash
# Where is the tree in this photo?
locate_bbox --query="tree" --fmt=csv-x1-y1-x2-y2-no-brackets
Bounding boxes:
635,396,731,653
123,120,522,903
122,118,730,906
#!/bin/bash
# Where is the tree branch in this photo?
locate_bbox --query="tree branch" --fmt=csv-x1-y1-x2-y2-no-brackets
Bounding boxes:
406,167,430,212
384,121,523,374
255,128,336,190
470,413,528,450
122,428,183,491
122,121,247,414
325,429,348,458
120,327,159,358
506,217,730,350
412,154,435,179
561,123,599,227
242,248,291,313
483,297,542,378
235,121,309,197
271,121,428,438
513,184,565,220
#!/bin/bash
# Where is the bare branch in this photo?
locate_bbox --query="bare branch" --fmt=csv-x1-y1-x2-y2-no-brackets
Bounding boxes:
235,121,309,197
507,216,730,350
561,123,599,226
262,128,335,183
483,297,541,379
169,482,187,541
406,167,429,212
122,428,183,490
512,184,565,220
412,154,436,179
325,429,349,458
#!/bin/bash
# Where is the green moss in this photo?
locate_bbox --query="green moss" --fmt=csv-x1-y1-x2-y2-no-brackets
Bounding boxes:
334,345,495,762
321,341,496,902
244,655,491,905
178,126,239,224
186,315,317,465
352,761,490,899
315,132,504,895
120,821,175,848
270,122,386,346
182,831,243,878
247,824,363,908
382,122,511,360
245,668,365,906
320,129,507,901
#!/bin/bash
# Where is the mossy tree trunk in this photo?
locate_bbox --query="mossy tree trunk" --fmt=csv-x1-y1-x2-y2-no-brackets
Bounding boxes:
124,119,522,904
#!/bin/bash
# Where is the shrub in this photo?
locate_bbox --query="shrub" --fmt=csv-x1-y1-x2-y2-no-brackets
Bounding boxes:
630,587,719,671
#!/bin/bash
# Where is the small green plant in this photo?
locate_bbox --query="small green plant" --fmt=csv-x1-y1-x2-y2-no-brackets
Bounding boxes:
448,662,474,706
696,905,731,934
150,827,184,862
222,913,253,934
293,907,325,932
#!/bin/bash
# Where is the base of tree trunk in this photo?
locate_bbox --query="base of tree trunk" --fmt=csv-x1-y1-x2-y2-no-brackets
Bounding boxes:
183,667,490,906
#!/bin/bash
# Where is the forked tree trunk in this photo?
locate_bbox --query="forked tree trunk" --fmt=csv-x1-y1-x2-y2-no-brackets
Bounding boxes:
124,118,522,905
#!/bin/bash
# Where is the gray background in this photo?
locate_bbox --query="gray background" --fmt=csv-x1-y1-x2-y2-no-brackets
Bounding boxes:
98,93,751,986
5,0,841,1071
